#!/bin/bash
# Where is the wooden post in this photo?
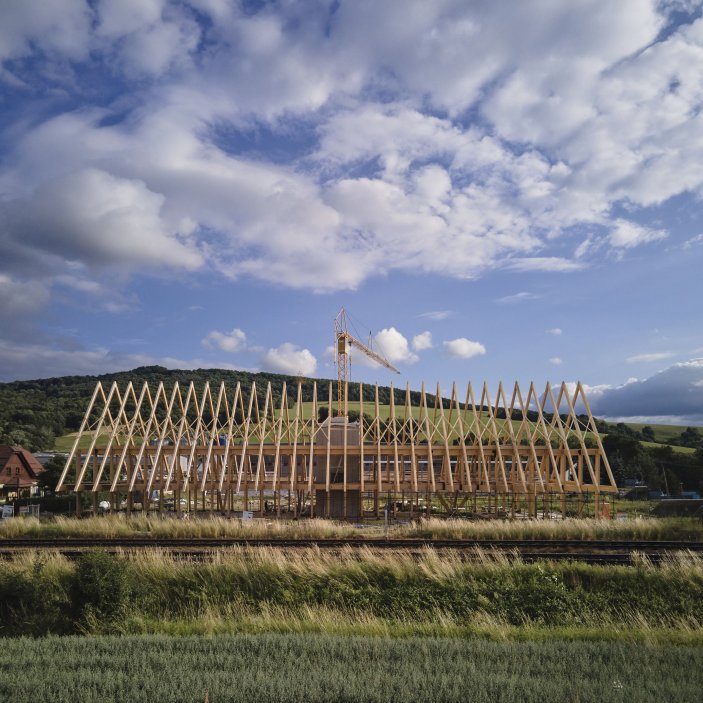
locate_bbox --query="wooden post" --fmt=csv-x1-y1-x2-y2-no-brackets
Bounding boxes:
527,492,536,518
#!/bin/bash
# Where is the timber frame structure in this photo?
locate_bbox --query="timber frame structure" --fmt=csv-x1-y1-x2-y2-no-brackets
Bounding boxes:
57,380,617,518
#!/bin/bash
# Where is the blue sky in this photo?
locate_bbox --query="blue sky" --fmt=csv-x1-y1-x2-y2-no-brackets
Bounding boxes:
1,0,703,423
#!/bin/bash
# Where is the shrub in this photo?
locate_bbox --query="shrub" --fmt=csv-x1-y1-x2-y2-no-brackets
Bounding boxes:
0,556,73,636
72,550,130,630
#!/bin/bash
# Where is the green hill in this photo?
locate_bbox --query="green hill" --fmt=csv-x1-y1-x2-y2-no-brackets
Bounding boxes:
0,366,323,452
1,366,702,497
1,365,445,452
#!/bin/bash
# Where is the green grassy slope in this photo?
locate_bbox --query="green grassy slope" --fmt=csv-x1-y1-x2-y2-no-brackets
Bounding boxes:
0,365,700,455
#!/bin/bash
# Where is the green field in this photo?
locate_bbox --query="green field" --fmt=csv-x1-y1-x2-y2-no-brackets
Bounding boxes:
625,422,693,443
0,633,701,703
641,440,696,454
50,409,696,454
53,429,108,452
2,524,702,702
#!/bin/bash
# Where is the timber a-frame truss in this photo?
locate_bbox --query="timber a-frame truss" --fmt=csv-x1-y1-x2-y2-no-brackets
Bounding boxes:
57,380,617,517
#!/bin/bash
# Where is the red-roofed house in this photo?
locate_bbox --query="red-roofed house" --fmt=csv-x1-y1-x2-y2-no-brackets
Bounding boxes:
0,445,45,499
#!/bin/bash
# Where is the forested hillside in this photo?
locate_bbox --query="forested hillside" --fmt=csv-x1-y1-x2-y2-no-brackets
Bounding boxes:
0,365,431,451
0,365,555,451
0,366,316,451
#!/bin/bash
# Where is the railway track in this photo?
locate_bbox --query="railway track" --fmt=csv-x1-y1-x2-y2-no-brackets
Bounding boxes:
0,537,701,564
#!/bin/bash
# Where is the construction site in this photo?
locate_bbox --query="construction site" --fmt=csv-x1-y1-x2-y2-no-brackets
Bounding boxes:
57,310,617,518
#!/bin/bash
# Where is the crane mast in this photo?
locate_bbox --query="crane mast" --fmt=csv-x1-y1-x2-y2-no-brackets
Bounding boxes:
334,308,400,415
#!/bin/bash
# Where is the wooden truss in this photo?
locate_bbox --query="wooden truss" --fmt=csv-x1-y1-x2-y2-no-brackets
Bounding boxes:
58,380,616,517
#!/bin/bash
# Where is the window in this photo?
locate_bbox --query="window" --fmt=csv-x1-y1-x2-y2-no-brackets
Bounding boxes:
16,467,20,475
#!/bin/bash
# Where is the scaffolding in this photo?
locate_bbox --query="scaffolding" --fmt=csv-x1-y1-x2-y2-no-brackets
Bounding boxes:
57,380,617,518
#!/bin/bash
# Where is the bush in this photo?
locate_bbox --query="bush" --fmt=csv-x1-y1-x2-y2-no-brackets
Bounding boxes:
0,556,73,636
72,550,130,630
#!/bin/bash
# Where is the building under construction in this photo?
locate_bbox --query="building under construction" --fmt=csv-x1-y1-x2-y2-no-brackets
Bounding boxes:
58,379,617,519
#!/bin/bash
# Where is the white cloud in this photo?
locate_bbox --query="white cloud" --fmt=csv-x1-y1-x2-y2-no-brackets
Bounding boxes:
546,328,562,336
0,339,242,382
443,338,486,359
93,0,203,78
609,219,668,249
412,331,433,351
373,328,419,364
549,357,563,365
626,351,675,363
201,328,247,353
497,291,539,304
505,258,586,273
418,310,451,321
96,0,165,37
2,168,203,271
0,274,49,318
0,0,702,312
0,0,92,67
261,343,317,376
683,233,703,249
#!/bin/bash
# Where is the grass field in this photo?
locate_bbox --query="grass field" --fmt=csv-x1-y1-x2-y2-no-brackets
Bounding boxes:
53,429,110,452
50,409,697,453
626,422,693,443
2,515,702,541
2,546,703,640
2,527,701,702
1,633,701,703
641,439,696,454
49,401,600,453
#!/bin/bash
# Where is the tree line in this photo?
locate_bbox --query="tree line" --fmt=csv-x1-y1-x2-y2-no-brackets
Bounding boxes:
1,365,541,451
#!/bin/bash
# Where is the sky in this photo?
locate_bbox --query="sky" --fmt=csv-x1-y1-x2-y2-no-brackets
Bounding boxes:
1,0,703,424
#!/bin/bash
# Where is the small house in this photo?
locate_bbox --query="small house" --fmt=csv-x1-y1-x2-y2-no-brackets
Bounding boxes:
0,445,45,500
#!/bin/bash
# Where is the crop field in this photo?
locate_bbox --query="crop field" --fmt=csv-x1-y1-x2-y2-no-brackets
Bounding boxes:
1,632,702,703
1,527,701,702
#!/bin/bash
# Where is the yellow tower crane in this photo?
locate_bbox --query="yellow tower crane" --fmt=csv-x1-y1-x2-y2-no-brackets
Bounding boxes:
334,307,400,415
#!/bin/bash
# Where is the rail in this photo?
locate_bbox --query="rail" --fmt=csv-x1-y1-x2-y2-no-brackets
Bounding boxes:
0,537,701,565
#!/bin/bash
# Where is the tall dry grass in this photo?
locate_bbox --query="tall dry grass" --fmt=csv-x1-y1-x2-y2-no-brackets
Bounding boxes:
1,514,701,541
2,547,703,640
